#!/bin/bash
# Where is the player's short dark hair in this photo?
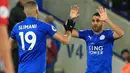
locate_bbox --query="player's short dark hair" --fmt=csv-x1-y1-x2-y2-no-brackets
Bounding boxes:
127,56,130,62
93,12,100,17
121,49,130,55
24,1,37,8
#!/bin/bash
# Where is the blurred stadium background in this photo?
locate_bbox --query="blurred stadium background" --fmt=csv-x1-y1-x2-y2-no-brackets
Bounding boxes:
2,0,129,73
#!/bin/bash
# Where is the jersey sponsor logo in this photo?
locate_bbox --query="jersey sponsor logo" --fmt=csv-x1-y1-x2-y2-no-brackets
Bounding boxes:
0,6,9,18
89,45,104,55
100,35,105,40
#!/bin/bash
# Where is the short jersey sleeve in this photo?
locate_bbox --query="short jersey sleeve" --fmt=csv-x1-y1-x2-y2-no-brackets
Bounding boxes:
78,30,89,40
46,24,57,37
0,0,9,25
106,29,114,41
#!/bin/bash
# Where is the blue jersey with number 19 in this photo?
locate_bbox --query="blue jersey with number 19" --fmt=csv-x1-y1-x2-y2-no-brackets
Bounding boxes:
10,16,57,73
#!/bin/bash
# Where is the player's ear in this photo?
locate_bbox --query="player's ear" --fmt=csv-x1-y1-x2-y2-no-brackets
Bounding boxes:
36,9,38,14
36,9,39,19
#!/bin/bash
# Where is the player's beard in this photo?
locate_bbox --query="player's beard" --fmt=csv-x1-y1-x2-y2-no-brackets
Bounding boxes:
92,24,103,33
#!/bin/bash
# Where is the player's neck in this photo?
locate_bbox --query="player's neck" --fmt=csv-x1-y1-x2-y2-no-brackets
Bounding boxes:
26,14,37,19
26,15,37,18
93,29,104,34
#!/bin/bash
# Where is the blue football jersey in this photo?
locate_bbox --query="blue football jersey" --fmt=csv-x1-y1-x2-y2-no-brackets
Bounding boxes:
78,29,115,73
10,16,57,73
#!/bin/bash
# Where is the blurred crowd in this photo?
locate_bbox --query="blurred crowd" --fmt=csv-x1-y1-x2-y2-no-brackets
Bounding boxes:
121,49,130,73
112,0,130,15
98,0,130,16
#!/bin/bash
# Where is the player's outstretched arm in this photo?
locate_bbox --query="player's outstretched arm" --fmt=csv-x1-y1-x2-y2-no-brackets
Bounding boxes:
53,31,71,44
71,29,79,38
63,5,79,38
54,22,79,44
97,7,124,39
50,6,79,44
9,38,15,50
106,19,124,39
0,0,14,72
0,26,14,73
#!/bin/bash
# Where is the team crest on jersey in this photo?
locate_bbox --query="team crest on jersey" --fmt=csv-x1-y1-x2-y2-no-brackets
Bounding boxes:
100,35,105,40
51,25,57,31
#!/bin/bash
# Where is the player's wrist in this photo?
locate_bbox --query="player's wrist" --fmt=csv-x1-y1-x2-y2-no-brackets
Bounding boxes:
68,16,76,21
104,18,111,24
67,19,75,32
63,18,76,32
66,31,72,34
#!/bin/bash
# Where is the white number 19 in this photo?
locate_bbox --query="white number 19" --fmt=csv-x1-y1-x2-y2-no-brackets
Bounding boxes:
19,31,36,50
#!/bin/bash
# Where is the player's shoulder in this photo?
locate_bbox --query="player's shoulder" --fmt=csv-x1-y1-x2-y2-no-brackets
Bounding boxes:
13,21,23,29
104,29,113,32
105,29,113,31
36,19,50,26
79,29,92,32
16,21,24,25
35,19,53,30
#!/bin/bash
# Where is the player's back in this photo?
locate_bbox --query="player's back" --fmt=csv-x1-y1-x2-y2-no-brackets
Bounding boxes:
11,16,57,73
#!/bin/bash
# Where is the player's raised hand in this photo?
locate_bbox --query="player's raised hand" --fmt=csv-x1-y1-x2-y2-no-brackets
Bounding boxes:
69,5,80,20
97,7,108,21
